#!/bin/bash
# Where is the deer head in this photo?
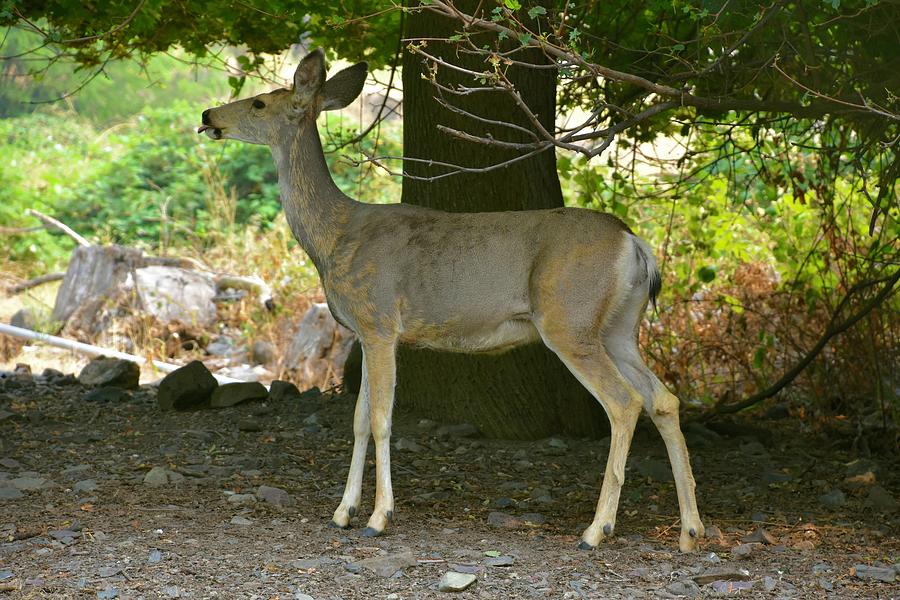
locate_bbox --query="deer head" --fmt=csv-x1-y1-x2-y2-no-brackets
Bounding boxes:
199,49,368,145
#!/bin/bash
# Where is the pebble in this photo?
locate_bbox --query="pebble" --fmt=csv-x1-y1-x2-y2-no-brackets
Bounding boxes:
227,493,257,506
357,551,417,577
257,485,293,507
237,417,263,432
97,587,119,599
395,438,424,453
742,527,777,545
483,555,514,567
438,571,477,592
665,580,700,597
704,525,723,541
493,497,515,509
487,512,520,528
230,516,252,526
731,543,756,558
268,380,302,402
851,564,897,583
78,357,140,390
0,457,21,469
293,593,314,600
143,467,183,487
762,575,778,591
0,486,23,500
818,488,846,509
148,549,163,564
73,479,98,494
210,382,268,408
692,569,751,585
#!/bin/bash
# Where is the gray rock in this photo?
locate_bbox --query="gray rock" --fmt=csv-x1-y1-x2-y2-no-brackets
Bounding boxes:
493,497,515,509
237,417,263,432
866,486,898,513
210,382,268,408
692,569,751,585
635,458,673,482
395,438,424,453
162,586,181,598
438,571,477,592
357,551,417,577
0,457,21,469
546,437,568,450
148,549,163,564
134,266,217,327
268,380,302,402
731,543,756,558
97,587,119,599
227,493,257,506
704,525,723,541
206,337,238,357
84,387,131,403
9,476,46,491
293,594,314,600
230,516,252,526
143,467,183,487
0,486,23,500
157,360,218,410
742,527,777,545
483,555,515,567
520,512,546,525
818,488,846,509
73,479,98,494
78,357,140,390
762,576,778,591
10,308,35,330
852,564,896,583
435,423,480,438
487,512,520,528
251,340,276,365
291,558,325,570
665,580,700,597
257,485,293,507
530,487,552,504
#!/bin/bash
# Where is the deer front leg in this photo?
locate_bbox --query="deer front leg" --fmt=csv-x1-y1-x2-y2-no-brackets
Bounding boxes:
331,357,369,529
580,402,641,549
360,340,397,537
649,391,704,552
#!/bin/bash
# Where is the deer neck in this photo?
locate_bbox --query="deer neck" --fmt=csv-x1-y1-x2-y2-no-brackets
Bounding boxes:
271,119,353,273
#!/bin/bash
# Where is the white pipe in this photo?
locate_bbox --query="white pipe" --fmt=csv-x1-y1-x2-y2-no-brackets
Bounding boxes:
0,323,243,384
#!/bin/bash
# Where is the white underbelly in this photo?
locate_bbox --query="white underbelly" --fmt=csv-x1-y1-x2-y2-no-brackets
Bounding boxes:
408,318,541,354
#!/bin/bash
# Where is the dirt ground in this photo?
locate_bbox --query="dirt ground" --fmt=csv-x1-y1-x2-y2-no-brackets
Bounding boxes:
0,369,897,599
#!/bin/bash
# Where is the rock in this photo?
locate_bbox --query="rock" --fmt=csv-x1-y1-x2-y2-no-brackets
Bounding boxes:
435,423,480,438
9,476,46,491
257,485,293,507
750,511,766,523
546,437,568,450
97,587,119,599
851,564,897,583
520,512,546,525
0,486,23,500
143,467,183,487
357,551,417,577
487,512,521,528
731,543,756,558
134,266,217,327
78,357,140,390
293,594,314,600
530,487,552,504
493,497,515,509
762,576,778,592
268,380,302,402
483,555,515,567
761,470,792,484
285,303,355,384
230,516,252,526
73,479,98,494
84,387,131,403
395,438,424,453
793,540,816,551
205,337,239,357
665,580,700,597
0,457,22,469
251,340,276,365
10,308,35,330
634,458,673,482
210,382,268,408
298,386,322,400
291,558,325,570
692,569,751,585
865,486,898,513
818,488,846,509
704,525,724,541
148,549,163,564
742,527,777,545
237,417,263,432
157,360,218,410
227,493,257,506
438,571,477,592
709,580,754,593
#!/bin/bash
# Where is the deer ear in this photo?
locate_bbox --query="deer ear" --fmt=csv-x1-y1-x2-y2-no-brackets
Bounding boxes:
322,62,368,111
293,49,326,107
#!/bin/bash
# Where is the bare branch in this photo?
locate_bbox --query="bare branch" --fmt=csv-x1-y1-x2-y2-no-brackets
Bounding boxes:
25,209,91,246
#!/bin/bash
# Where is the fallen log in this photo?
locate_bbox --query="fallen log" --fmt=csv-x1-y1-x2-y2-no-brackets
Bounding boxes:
0,323,243,385
6,272,65,296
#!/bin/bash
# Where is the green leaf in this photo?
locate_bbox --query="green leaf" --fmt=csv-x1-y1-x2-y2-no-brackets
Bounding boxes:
672,43,685,51
484,550,502,557
697,265,717,283
504,0,521,10
518,32,532,45
527,5,547,19
498,30,508,41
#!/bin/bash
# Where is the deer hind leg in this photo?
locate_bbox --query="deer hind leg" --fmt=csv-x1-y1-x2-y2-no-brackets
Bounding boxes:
330,354,370,529
539,329,643,549
359,339,397,537
604,308,704,552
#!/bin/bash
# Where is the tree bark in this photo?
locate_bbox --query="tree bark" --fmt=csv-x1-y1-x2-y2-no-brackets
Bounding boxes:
389,0,606,439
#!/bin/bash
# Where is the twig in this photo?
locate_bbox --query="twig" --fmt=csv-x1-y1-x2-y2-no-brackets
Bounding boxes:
25,209,90,246
6,272,65,296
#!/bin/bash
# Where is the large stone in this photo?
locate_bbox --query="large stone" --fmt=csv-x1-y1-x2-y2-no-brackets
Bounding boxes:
134,266,217,327
268,380,302,402
10,308,35,330
438,571,477,592
157,360,218,410
78,357,140,390
285,303,355,387
210,382,268,408
256,485,293,507
356,551,417,578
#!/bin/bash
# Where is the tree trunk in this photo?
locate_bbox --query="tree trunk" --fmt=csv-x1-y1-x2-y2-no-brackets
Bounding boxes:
390,0,606,439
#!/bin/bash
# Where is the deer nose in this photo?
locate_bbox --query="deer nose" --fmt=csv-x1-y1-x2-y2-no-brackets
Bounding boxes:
201,109,211,125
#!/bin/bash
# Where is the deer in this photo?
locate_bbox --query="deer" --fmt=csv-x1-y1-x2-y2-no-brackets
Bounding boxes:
199,48,705,552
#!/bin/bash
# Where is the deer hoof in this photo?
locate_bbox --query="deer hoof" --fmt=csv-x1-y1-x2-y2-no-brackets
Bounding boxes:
361,527,382,538
577,541,595,551
328,520,350,530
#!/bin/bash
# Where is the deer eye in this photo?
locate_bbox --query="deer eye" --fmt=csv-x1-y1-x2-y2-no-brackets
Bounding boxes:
252,99,266,109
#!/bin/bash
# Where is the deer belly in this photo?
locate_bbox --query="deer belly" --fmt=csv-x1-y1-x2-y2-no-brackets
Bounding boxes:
402,318,540,354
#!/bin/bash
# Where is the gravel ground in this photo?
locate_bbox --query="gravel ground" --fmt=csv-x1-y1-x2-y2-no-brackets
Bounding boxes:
0,372,898,599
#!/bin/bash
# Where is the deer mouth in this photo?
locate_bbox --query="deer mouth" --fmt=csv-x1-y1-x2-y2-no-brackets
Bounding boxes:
197,125,223,140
